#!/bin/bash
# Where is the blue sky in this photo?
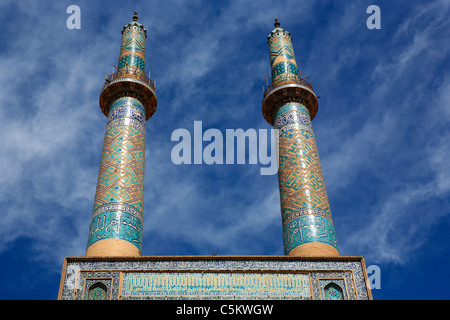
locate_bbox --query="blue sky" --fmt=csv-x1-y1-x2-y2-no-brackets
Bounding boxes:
0,0,448,300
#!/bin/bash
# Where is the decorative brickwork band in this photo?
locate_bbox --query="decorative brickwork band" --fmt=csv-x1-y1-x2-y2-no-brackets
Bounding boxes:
262,19,339,257
87,13,157,257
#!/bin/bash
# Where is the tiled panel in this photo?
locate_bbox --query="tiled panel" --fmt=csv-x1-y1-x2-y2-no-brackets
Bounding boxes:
59,257,371,300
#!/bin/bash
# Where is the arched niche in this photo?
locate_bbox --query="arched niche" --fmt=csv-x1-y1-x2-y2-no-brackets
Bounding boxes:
324,282,344,300
88,282,108,300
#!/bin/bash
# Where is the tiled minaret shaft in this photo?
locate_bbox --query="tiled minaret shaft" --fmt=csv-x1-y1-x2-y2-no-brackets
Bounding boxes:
262,19,339,257
86,12,157,257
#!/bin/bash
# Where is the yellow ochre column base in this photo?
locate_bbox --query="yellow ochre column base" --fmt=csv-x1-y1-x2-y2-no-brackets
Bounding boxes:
287,242,340,257
85,239,141,257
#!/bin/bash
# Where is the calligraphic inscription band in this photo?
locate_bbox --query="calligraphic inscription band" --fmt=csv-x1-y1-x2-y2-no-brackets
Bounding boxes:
122,272,311,299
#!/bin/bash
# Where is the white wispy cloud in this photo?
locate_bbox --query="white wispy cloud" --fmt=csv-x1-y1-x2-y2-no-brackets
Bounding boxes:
315,1,450,264
0,1,447,280
0,2,117,263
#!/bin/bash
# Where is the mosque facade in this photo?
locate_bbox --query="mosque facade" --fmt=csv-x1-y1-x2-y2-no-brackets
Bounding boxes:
58,13,372,301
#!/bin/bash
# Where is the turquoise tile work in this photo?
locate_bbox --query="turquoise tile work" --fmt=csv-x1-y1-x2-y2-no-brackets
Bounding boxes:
59,257,372,300
118,54,145,72
271,61,299,79
123,272,311,299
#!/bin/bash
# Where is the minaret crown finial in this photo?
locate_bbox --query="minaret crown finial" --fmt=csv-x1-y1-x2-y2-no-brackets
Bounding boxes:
274,17,280,28
133,11,139,21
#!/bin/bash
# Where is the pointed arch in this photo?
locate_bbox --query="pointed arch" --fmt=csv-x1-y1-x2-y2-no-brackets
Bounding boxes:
88,282,108,300
324,282,344,300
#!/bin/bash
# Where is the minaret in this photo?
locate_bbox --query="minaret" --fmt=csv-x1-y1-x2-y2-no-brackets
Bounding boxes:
86,12,157,257
59,17,373,302
262,18,339,257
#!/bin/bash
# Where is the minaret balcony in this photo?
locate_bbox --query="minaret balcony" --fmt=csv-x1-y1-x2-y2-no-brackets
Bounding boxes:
104,65,156,92
262,71,318,125
99,64,157,121
263,72,314,100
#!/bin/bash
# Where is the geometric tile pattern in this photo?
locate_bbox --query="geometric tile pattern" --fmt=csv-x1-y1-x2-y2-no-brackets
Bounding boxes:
324,282,344,300
121,26,146,55
268,27,300,85
119,22,146,69
268,32,295,65
87,96,146,251
274,102,338,254
271,61,298,79
76,273,119,300
88,283,108,300
118,54,145,72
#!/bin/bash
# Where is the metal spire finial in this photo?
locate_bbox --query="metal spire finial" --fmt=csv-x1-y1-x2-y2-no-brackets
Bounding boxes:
133,11,139,21
274,17,280,28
